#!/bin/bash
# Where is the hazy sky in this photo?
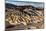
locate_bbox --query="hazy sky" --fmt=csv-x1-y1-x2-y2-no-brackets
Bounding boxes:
6,0,43,2
6,0,44,8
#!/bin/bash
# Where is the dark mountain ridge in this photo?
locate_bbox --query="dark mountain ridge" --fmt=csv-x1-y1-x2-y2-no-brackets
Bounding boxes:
5,3,44,10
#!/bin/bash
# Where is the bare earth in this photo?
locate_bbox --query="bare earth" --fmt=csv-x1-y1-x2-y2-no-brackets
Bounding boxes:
5,3,44,30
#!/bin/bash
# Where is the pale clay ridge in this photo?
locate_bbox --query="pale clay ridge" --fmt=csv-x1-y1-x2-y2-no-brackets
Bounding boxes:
5,7,44,29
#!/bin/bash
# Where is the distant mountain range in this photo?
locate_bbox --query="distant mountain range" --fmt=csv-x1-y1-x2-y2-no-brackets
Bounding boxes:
5,3,44,10
5,1,44,8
